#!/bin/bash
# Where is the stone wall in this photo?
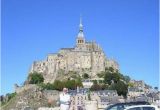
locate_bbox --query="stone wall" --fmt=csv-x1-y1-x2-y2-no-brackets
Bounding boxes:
29,37,119,83
15,84,38,94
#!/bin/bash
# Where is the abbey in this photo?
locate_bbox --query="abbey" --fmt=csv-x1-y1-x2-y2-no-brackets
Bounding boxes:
29,19,119,83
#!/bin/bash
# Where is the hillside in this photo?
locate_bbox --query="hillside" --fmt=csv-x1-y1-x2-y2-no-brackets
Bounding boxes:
1,85,59,110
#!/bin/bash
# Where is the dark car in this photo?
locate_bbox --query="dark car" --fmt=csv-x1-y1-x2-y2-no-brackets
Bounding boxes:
105,101,150,110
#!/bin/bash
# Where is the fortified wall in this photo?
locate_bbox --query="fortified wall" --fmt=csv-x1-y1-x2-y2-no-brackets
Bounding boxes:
29,19,119,83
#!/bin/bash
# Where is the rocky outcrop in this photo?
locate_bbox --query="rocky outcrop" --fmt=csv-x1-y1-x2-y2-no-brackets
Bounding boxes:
1,85,59,110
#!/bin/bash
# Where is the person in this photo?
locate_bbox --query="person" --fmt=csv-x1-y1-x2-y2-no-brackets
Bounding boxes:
59,88,71,110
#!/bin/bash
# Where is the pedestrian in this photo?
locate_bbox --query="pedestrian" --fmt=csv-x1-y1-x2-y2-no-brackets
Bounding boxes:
59,88,71,110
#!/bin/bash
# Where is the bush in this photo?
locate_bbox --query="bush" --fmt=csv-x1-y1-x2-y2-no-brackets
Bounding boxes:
97,72,105,78
92,80,98,84
109,81,128,98
75,78,83,87
53,80,64,91
7,92,16,101
38,78,83,91
90,84,101,91
38,83,55,90
82,73,89,79
29,72,44,84
65,80,76,90
104,72,120,85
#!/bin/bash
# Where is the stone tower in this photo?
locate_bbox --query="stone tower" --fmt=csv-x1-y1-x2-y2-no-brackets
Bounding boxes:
76,18,86,50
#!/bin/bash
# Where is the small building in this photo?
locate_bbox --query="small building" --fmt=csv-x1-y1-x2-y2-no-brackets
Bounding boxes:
130,80,145,91
94,90,118,97
68,88,89,110
127,87,145,98
82,79,93,88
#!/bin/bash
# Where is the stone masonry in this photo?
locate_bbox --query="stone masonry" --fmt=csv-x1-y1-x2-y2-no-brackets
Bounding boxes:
29,18,119,83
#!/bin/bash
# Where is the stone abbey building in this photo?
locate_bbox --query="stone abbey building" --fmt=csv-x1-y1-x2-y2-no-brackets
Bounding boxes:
29,19,119,83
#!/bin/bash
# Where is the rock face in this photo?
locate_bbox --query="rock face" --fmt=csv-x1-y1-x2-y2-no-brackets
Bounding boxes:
29,19,119,83
1,85,60,110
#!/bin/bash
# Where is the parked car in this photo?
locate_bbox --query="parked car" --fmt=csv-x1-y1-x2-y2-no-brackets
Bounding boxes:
124,105,159,110
105,101,150,110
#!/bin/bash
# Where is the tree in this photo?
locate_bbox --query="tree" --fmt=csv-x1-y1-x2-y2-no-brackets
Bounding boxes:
108,67,114,72
53,80,64,91
75,78,83,87
92,80,98,85
29,72,44,84
45,83,55,90
97,71,105,78
90,84,101,91
112,72,121,83
6,92,17,102
101,84,107,90
104,71,121,85
82,73,89,79
110,81,128,98
119,74,130,83
65,80,76,90
104,72,113,85
123,75,131,83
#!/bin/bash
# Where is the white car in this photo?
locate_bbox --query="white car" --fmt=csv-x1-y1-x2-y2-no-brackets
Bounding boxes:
124,105,159,110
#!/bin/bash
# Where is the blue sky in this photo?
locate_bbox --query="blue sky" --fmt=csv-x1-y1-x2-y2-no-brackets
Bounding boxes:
1,0,159,95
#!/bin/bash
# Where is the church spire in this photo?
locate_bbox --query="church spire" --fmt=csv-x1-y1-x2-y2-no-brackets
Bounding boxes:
79,16,83,32
76,16,85,46
78,16,84,38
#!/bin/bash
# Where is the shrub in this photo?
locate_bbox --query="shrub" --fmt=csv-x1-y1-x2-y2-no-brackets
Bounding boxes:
29,72,44,84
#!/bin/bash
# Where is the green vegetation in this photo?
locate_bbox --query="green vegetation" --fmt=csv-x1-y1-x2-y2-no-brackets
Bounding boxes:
97,71,105,78
104,72,120,84
38,79,83,91
88,93,91,100
30,71,83,91
29,68,130,97
1,92,17,107
53,80,64,91
128,82,134,87
109,81,128,97
28,72,44,84
82,73,89,79
92,80,98,84
7,93,17,101
90,67,130,97
90,84,107,91
38,83,55,90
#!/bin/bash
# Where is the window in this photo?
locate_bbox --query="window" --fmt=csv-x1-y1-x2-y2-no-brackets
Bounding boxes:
117,105,124,110
143,107,155,110
128,107,141,110
108,106,118,110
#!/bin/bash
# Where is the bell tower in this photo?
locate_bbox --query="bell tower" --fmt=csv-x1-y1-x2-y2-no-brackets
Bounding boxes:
76,17,85,46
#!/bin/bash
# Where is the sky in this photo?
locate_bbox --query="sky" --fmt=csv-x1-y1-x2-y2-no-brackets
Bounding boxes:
1,0,159,95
